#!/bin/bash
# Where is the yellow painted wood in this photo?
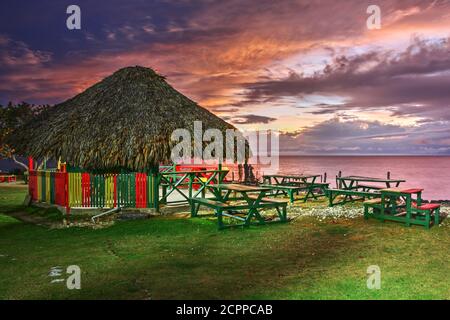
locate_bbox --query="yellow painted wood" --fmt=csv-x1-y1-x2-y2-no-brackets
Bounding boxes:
36,172,41,202
105,174,114,208
68,173,82,207
45,171,51,202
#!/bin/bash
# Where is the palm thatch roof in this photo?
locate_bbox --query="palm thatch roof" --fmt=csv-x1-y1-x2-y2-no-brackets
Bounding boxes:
11,66,244,171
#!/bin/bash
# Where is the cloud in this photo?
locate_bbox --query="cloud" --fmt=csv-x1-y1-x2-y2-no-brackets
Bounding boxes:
245,36,450,122
0,35,52,68
2,0,450,156
279,117,450,155
227,114,277,124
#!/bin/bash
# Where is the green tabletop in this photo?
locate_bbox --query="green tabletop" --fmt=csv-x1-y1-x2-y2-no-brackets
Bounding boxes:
338,176,405,183
263,174,321,180
209,183,271,193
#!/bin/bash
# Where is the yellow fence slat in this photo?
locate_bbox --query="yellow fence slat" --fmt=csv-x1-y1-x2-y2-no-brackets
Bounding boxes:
36,172,41,202
45,172,51,202
105,174,114,208
68,172,82,207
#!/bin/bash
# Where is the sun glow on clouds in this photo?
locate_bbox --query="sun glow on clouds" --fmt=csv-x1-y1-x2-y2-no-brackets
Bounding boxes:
1,0,450,154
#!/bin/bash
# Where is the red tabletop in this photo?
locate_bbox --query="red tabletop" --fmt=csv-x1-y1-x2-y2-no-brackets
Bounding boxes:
381,187,423,194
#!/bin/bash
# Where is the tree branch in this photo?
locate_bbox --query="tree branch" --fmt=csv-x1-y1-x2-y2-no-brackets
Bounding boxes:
12,154,29,171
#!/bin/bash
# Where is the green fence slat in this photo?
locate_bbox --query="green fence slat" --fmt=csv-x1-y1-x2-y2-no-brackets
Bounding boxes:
41,172,46,202
50,172,55,204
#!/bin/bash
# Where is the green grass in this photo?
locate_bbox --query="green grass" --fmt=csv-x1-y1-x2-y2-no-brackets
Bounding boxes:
0,185,449,300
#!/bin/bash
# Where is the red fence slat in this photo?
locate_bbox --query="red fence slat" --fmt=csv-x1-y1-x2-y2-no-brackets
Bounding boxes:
29,171,38,201
135,173,147,208
54,172,67,206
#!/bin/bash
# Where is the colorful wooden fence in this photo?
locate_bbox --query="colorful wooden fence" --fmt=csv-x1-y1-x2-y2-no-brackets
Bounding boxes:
29,171,157,209
28,165,230,210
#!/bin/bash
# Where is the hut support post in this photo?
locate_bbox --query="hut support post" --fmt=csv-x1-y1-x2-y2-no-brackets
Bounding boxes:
218,162,224,184
151,165,160,212
65,171,70,217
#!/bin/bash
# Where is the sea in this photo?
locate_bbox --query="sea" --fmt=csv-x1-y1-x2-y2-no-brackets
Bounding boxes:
274,156,450,201
2,155,450,200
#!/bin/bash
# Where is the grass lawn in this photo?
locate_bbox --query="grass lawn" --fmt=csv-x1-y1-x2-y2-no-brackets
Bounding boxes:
0,184,449,300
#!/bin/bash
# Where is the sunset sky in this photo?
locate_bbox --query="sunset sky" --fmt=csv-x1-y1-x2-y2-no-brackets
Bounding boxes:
1,0,450,155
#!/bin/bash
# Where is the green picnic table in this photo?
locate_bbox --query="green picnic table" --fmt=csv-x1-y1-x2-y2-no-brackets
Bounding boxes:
190,183,288,229
336,175,405,190
263,174,322,185
262,174,329,203
327,175,406,207
364,187,441,229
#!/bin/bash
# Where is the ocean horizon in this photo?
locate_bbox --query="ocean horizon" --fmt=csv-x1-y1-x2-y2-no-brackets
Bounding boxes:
272,155,450,201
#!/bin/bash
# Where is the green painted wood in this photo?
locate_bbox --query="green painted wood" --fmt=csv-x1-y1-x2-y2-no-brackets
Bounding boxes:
41,172,46,202
50,172,55,204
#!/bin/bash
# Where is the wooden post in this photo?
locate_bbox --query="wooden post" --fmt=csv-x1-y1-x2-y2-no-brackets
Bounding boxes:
28,157,34,171
387,171,391,179
151,165,160,212
65,172,70,217
324,172,327,183
337,171,342,188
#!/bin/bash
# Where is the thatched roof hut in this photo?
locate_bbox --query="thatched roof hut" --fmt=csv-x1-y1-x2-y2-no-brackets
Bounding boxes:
12,66,243,171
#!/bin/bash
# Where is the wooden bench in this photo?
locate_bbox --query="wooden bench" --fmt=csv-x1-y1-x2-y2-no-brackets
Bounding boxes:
363,198,383,220
356,184,383,191
247,194,289,204
327,188,381,207
412,203,441,227
305,182,330,198
363,197,441,229
190,196,288,229
247,194,288,222
0,175,16,183
261,184,305,203
262,182,329,203
191,198,238,216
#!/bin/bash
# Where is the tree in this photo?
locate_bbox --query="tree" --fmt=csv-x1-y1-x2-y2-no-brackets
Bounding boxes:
0,102,52,170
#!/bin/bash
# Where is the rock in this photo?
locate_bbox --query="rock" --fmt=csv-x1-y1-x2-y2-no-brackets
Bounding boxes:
116,213,151,220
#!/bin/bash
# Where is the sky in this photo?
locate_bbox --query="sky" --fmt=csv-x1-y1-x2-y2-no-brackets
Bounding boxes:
1,0,450,155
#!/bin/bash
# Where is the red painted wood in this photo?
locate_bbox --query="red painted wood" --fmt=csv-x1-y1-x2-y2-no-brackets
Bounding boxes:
54,172,67,206
81,173,91,207
416,203,440,210
114,174,117,207
28,157,33,170
401,188,424,194
28,171,38,201
135,173,147,208
65,172,70,215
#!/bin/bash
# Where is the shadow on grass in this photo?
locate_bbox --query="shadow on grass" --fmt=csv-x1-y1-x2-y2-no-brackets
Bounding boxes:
1,216,369,299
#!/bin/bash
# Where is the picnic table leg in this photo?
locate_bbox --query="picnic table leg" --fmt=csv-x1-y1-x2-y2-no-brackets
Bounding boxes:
417,191,422,206
289,190,294,204
425,210,431,229
217,209,224,229
307,185,318,201
380,194,386,222
328,190,333,207
242,192,266,226
191,202,195,217
434,207,440,226
191,202,202,217
405,194,411,227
